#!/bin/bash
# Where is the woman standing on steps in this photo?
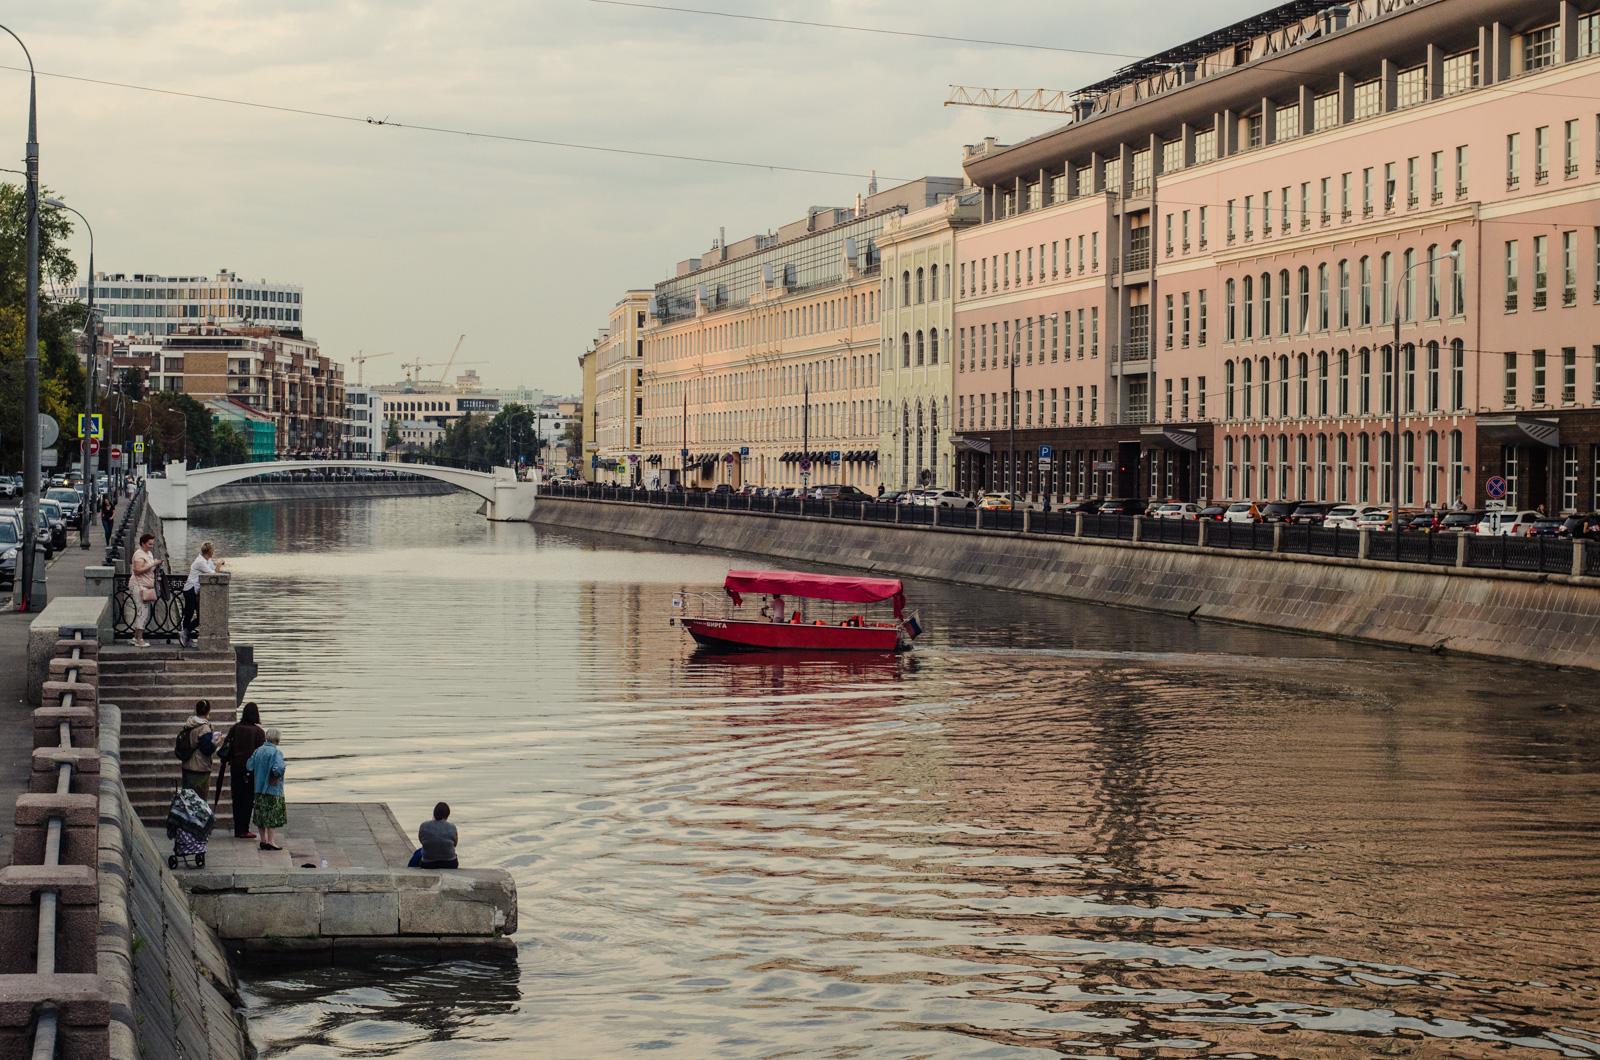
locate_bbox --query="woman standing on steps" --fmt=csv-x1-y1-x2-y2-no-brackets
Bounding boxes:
129,533,160,647
247,728,287,851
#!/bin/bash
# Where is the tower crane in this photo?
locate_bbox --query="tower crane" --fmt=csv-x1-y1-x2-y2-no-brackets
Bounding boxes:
349,350,393,385
432,334,466,386
945,85,1077,114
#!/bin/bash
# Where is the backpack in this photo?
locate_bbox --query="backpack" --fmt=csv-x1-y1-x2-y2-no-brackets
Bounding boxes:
173,723,198,761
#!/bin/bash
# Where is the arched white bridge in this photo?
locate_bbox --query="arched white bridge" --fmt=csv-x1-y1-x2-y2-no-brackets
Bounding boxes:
144,460,539,522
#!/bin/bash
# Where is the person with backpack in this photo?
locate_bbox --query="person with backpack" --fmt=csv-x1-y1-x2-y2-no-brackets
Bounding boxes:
176,700,219,797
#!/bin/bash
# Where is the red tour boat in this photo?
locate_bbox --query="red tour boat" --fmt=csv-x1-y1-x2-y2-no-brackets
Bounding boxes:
675,570,924,653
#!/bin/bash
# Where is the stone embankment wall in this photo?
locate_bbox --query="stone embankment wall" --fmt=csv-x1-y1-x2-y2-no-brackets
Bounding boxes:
190,479,454,509
0,606,249,1059
532,497,1600,672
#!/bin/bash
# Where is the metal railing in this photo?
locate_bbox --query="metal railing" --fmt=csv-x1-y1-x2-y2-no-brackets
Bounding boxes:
544,483,1597,580
30,630,85,1059
113,572,187,641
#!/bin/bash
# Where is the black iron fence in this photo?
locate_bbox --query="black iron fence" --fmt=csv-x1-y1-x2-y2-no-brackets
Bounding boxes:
543,483,1595,580
113,572,186,641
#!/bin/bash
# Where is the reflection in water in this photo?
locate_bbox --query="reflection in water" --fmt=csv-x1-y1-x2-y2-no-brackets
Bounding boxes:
193,495,1600,1058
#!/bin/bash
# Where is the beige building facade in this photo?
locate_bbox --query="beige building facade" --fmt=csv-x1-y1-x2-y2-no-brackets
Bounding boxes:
640,178,963,490
877,193,980,490
593,291,651,484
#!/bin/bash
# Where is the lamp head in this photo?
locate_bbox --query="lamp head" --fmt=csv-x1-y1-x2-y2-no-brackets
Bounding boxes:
40,195,63,208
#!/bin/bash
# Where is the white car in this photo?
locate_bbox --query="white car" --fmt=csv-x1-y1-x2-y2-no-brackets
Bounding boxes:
1476,509,1542,536
1222,502,1262,523
1325,504,1384,529
924,489,975,509
1152,502,1200,520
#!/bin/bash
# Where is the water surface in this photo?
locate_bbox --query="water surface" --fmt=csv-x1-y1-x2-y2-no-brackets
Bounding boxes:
191,494,1600,1058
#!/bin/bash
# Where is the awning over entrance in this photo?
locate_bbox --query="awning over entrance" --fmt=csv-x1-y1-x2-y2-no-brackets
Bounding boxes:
1139,425,1198,451
953,436,992,455
1477,414,1560,448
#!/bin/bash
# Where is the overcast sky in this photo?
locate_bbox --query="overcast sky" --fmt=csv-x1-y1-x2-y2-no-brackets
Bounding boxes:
11,0,1265,394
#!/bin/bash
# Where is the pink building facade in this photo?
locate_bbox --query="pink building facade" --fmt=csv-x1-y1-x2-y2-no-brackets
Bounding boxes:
955,0,1600,512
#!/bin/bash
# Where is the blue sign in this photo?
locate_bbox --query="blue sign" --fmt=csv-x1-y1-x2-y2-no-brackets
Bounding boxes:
739,446,749,457
590,455,600,468
680,448,690,460
828,450,841,465
1038,445,1054,459
1485,475,1508,499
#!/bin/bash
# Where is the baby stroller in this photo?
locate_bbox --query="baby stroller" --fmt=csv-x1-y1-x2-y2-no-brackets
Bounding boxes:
165,786,215,869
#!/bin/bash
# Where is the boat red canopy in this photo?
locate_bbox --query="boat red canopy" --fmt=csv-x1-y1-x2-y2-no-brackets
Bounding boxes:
724,570,906,617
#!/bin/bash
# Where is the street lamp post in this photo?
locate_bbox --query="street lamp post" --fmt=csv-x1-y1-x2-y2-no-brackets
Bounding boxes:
2,25,41,607
42,197,96,549
1391,249,1460,555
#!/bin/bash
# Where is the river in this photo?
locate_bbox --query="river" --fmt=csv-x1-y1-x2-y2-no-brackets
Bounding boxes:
188,493,1600,1058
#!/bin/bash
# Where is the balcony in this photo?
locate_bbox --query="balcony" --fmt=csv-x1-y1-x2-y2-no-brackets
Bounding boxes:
1505,293,1518,311
1533,289,1548,309
1535,168,1549,185
1407,194,1418,209
1507,174,1520,190
1431,191,1443,205
1456,184,1468,199
1568,162,1581,179
1363,204,1374,218
1341,209,1352,222
1503,388,1517,407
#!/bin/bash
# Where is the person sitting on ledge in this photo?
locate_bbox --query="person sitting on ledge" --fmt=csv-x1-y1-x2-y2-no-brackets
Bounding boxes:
408,801,460,869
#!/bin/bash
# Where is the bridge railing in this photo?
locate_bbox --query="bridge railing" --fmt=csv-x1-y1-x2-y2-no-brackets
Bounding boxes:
540,482,1597,581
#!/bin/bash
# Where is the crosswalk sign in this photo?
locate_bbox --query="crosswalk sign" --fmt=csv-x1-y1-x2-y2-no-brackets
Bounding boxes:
77,413,103,440
133,440,145,455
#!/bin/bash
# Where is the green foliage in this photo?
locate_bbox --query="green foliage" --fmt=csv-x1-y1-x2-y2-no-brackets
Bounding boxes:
210,421,250,465
0,184,87,472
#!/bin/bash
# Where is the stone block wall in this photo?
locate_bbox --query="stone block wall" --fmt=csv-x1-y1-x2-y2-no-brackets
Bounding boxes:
533,497,1600,672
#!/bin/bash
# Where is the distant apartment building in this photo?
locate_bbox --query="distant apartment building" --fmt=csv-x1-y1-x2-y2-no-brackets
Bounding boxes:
71,269,303,336
578,345,599,481
640,177,963,490
955,0,1600,511
878,192,980,490
153,325,346,455
345,385,384,459
592,291,652,483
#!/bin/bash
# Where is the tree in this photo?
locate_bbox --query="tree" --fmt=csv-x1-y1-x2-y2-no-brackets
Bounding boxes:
563,415,583,459
211,422,250,465
0,184,86,473
385,419,401,449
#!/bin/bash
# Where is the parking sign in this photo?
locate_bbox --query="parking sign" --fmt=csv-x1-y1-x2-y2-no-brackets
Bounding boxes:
1485,475,1508,499
1038,444,1054,470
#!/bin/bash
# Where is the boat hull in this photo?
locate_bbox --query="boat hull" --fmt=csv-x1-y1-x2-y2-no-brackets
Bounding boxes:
681,617,903,653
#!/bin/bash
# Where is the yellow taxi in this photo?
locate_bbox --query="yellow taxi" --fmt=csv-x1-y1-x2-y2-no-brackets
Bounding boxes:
977,493,1014,511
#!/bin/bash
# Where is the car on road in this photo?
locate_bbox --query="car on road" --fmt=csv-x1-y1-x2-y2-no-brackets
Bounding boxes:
1528,517,1570,538
1356,507,1399,530
710,483,734,495
1438,510,1485,534
45,487,84,528
1402,511,1443,533
1561,512,1600,538
977,493,1013,511
1152,502,1201,520
1222,502,1263,523
1324,504,1378,529
1476,509,1542,536
1060,499,1102,514
1288,502,1333,525
37,499,67,550
0,478,15,499
922,490,974,509
1261,501,1301,523
3,507,54,560
1097,498,1140,515
1197,504,1229,521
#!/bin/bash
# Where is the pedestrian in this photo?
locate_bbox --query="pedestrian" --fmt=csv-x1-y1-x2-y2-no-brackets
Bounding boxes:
1451,495,1467,511
180,541,225,649
218,702,266,839
176,700,218,798
407,802,460,869
99,495,114,544
129,533,160,647
876,483,884,497
246,729,287,852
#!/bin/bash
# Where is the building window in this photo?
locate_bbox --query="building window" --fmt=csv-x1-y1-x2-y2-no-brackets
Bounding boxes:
1533,349,1547,405
1338,260,1351,328
1396,65,1426,108
1455,145,1469,197
1581,11,1600,56
1181,292,1191,348
1194,129,1216,165
1198,290,1208,345
1313,91,1338,131
1535,125,1550,184
1275,103,1300,142
1442,49,1479,95
1353,79,1380,120
1246,113,1264,149
1505,240,1520,311
1523,25,1559,72
1504,352,1518,406
1507,132,1521,190
1534,234,1549,308
1317,264,1330,330
1225,279,1237,341
1563,231,1578,306
1566,119,1581,179
1359,256,1372,325
1298,266,1311,332
1451,339,1466,410
1564,445,1579,512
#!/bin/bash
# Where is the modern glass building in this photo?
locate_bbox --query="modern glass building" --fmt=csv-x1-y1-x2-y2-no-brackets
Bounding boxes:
70,268,303,336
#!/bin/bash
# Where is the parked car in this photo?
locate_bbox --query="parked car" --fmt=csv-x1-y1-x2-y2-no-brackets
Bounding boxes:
1097,498,1139,515
0,517,18,588
923,489,975,509
1288,502,1333,525
1562,512,1600,538
1356,507,1398,530
1477,509,1543,536
1438,510,1485,534
0,477,16,498
1152,502,1201,520
1222,502,1263,523
1060,499,1103,514
1402,511,1443,533
710,483,734,495
813,484,871,502
1526,516,1570,538
977,493,1013,511
1260,501,1300,523
37,499,66,550
1197,504,1229,521
1324,504,1380,529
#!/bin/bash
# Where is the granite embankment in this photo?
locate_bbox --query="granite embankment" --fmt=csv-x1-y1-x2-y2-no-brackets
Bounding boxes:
189,478,454,509
531,496,1600,671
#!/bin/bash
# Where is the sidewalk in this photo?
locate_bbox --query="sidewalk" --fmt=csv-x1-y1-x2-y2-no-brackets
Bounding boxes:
0,528,107,866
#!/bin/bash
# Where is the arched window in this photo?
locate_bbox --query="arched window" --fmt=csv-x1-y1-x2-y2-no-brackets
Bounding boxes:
1425,244,1440,318
1336,432,1350,502
1278,354,1290,415
1380,252,1393,323
1225,360,1237,419
901,332,911,368
1260,272,1272,336
1402,248,1416,320
929,328,940,364
1259,356,1272,418
1225,279,1237,341
1317,351,1330,415
1449,429,1465,505
929,263,939,300
1278,269,1291,336
902,271,911,306
1337,259,1351,328
1243,275,1254,338
1449,240,1465,316
915,330,925,366
1242,435,1254,496
1317,263,1330,330
1426,340,1441,411
1359,256,1372,325
915,267,925,304
1337,349,1350,415
1224,435,1237,498
1242,357,1254,419
1450,339,1466,411
1297,266,1311,332
1297,352,1310,415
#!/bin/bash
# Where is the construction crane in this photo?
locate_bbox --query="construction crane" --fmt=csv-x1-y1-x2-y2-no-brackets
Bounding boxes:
349,350,393,385
400,358,489,385
434,334,466,386
945,85,1077,114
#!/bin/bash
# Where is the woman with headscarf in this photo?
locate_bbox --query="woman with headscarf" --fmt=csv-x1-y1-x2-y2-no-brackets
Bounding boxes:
246,728,287,852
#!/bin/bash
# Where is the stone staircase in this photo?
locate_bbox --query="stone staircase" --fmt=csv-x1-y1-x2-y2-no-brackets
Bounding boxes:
99,647,239,829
